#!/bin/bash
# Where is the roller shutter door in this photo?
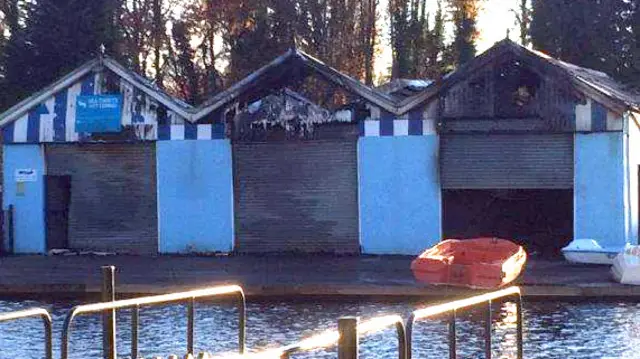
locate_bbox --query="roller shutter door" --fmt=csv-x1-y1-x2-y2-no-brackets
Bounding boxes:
233,141,359,253
45,143,157,254
441,134,573,189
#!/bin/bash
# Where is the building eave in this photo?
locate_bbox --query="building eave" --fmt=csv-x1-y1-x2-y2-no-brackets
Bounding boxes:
397,39,640,116
193,48,399,121
102,58,195,121
0,58,100,128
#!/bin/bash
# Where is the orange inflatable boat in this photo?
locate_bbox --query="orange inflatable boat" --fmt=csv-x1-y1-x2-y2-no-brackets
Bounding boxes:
411,238,527,289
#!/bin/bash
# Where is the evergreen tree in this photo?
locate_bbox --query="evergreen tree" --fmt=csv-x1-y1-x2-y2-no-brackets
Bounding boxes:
389,0,449,80
389,0,410,78
0,0,122,109
168,21,200,104
0,0,27,108
361,0,377,85
449,0,481,66
531,0,630,80
224,1,289,83
424,0,448,79
626,0,640,86
512,0,530,46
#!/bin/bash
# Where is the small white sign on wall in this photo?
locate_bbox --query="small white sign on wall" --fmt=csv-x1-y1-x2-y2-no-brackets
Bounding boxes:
15,169,37,182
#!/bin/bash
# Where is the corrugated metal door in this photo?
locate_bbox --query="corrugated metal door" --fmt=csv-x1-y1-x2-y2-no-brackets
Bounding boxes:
46,143,157,254
233,141,360,253
440,134,574,189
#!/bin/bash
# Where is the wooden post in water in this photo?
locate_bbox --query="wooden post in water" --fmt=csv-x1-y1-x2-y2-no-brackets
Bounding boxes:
338,317,359,359
102,266,116,359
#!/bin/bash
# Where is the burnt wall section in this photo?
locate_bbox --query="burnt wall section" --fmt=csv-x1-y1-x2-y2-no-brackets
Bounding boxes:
45,143,157,254
225,89,358,142
440,56,577,132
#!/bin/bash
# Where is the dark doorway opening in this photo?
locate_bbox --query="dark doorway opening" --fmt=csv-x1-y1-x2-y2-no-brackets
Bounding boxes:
442,189,573,258
46,175,71,250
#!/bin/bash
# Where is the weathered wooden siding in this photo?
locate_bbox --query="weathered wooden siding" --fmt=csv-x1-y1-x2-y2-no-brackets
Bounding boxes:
233,140,360,253
45,143,157,254
441,56,577,132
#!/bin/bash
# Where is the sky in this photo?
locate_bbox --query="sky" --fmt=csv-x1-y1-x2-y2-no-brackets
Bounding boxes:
375,0,520,81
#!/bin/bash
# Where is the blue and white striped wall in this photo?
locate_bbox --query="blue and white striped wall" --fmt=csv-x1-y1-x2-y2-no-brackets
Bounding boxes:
360,103,437,137
157,124,225,141
2,70,208,144
575,98,624,132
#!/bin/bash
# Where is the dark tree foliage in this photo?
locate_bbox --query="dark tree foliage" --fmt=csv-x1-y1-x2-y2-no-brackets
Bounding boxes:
449,0,481,67
513,0,531,46
0,0,122,109
627,0,640,87
0,0,26,108
530,0,633,83
389,0,447,80
224,1,297,84
169,21,200,104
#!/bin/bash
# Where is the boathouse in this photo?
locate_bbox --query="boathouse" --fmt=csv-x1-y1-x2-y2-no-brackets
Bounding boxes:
375,40,640,256
0,39,638,256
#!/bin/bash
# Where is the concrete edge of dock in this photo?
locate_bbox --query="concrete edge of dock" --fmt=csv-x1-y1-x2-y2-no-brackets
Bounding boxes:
2,283,640,300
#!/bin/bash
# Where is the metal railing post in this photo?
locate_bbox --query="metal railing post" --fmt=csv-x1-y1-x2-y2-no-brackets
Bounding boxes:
485,300,492,359
338,317,359,359
405,314,415,359
408,287,521,359
238,291,246,354
516,294,524,359
101,266,116,359
131,305,140,359
0,308,52,359
43,312,53,359
61,285,245,359
449,310,457,359
188,297,195,355
394,318,408,359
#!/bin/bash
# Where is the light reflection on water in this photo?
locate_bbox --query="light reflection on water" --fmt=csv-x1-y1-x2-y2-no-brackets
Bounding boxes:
0,299,639,359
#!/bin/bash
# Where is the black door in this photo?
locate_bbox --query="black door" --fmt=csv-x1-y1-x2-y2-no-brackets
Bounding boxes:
46,175,71,250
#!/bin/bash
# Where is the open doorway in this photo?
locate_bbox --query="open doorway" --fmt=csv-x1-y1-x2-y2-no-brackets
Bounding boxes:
442,189,573,258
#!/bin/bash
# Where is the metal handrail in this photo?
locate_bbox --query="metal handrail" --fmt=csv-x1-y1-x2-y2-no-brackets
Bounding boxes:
61,284,246,359
224,314,407,359
0,307,53,359
406,286,523,359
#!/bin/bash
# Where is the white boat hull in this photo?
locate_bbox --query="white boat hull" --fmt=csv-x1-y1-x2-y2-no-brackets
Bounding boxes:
611,248,640,285
562,251,617,265
562,239,623,265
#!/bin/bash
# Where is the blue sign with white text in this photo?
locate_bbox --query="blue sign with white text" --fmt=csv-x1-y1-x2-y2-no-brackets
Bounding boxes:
75,95,122,133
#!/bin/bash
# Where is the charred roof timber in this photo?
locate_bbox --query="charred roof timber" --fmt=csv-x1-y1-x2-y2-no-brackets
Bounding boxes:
0,39,638,129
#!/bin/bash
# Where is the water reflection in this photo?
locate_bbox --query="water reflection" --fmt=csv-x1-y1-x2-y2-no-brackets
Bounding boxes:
0,299,639,359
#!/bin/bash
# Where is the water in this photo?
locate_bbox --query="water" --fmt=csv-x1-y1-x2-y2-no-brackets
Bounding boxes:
1,298,639,359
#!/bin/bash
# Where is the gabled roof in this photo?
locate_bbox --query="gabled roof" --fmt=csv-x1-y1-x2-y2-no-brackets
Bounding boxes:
399,39,640,115
3,40,638,128
193,48,398,120
0,56,195,128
